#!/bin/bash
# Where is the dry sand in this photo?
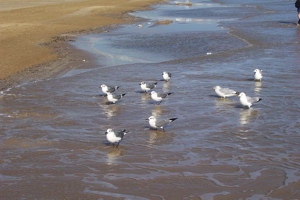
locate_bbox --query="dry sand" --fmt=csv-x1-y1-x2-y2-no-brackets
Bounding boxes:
0,0,164,90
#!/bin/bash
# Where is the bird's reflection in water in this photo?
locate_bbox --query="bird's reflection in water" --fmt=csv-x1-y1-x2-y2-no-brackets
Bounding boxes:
98,98,121,119
254,81,262,93
146,129,167,145
239,108,258,125
151,105,164,117
214,97,235,109
106,148,122,166
163,81,170,93
141,92,151,103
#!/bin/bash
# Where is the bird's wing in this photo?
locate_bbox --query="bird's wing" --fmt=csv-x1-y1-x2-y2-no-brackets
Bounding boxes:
220,87,236,94
106,86,115,93
115,131,125,138
155,119,169,127
112,94,121,99
147,83,155,88
157,93,167,98
247,96,260,103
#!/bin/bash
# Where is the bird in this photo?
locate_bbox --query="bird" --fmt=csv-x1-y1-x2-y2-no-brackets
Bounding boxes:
139,81,158,93
150,91,172,104
162,71,172,82
214,85,237,98
146,116,177,130
105,128,128,147
107,92,126,104
238,92,262,108
100,84,120,95
253,69,263,81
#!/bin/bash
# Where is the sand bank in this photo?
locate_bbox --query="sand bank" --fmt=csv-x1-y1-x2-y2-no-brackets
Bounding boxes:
0,0,164,89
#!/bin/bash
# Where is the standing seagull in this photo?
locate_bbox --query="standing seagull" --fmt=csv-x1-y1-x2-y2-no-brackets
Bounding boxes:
105,128,128,147
253,69,263,81
139,81,158,93
150,91,172,104
162,71,172,82
107,92,126,104
238,92,262,108
100,84,120,95
146,116,177,130
214,85,237,98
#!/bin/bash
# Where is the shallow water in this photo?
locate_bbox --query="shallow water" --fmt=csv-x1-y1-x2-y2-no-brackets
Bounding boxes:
1,0,300,199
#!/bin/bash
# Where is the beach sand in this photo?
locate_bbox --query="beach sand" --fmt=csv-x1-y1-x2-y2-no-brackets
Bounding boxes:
0,0,164,90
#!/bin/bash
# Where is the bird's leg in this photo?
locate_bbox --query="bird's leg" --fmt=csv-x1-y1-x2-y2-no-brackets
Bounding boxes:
116,142,120,148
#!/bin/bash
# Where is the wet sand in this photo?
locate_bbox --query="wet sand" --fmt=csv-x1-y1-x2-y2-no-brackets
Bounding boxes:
0,0,164,90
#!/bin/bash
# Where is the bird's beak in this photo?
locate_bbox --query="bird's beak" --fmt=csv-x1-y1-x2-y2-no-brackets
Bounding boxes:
105,131,108,135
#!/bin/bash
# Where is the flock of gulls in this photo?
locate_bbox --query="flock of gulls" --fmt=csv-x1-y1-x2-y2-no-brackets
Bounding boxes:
102,69,263,148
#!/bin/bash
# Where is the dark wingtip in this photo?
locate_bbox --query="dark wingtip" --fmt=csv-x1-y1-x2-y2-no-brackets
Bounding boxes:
170,118,178,122
258,98,262,102
167,92,173,95
154,82,158,85
122,93,126,96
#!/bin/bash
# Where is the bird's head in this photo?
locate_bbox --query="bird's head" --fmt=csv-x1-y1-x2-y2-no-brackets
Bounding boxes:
214,85,220,90
238,92,246,97
147,116,156,121
105,128,113,135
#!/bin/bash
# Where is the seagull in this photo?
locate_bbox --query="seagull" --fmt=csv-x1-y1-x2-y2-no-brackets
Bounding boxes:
253,69,263,81
214,85,237,98
162,71,172,82
238,92,262,108
107,92,126,104
146,116,177,130
105,128,128,147
100,84,120,95
139,81,158,92
150,91,172,104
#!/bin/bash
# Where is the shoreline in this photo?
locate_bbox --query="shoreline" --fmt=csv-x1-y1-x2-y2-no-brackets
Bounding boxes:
0,0,165,90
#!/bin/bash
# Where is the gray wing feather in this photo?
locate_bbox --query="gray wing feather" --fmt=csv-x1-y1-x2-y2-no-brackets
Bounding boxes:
155,119,169,127
247,96,260,103
157,93,168,98
220,88,236,94
106,86,116,93
106,85,119,93
146,83,155,89
112,94,121,99
115,131,125,138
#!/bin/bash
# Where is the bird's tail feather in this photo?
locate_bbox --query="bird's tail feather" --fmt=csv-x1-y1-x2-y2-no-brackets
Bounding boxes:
169,118,177,122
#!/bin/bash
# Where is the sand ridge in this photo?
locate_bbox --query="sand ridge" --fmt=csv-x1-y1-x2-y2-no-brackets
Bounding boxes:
0,0,164,88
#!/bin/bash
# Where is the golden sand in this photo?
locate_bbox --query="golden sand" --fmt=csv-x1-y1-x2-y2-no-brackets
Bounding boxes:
0,0,163,86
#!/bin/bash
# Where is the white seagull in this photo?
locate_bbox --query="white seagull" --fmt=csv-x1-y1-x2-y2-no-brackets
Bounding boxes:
214,85,237,98
146,116,177,130
105,128,128,147
139,81,158,92
150,91,172,104
162,71,172,82
100,84,120,95
253,69,263,81
107,92,126,104
238,92,262,108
